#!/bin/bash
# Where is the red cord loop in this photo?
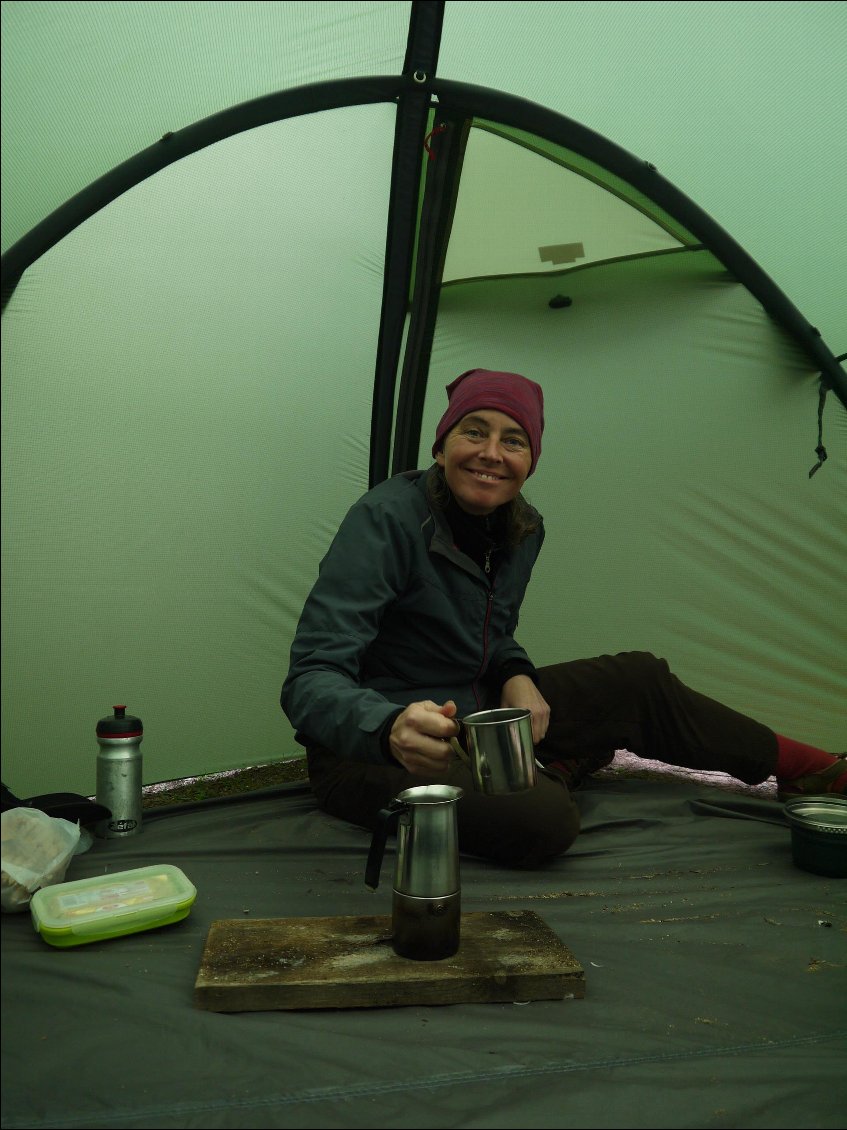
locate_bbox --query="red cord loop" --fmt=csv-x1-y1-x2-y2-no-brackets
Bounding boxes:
423,123,448,160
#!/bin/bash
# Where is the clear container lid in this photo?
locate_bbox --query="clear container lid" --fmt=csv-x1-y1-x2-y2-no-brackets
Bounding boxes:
31,864,196,935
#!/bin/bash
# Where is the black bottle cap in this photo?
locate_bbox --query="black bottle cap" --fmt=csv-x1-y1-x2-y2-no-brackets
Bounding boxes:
96,705,143,738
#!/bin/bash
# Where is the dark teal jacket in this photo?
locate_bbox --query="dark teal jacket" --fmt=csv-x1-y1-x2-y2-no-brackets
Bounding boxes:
281,468,544,764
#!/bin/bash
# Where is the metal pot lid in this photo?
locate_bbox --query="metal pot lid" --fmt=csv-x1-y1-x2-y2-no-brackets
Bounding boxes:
785,795,847,833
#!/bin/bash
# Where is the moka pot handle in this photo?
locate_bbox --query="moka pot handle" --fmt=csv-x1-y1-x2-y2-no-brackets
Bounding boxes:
365,801,406,890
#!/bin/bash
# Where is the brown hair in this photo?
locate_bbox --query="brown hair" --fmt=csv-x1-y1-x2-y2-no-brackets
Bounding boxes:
426,464,541,548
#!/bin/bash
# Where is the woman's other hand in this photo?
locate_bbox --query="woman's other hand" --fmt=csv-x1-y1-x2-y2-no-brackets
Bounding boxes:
500,674,550,744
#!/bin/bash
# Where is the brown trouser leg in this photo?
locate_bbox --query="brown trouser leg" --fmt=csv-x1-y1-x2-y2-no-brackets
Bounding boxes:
306,651,778,870
535,651,777,784
306,748,580,870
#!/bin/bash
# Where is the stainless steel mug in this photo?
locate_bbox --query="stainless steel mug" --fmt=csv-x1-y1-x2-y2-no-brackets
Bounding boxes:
460,707,537,795
365,784,463,960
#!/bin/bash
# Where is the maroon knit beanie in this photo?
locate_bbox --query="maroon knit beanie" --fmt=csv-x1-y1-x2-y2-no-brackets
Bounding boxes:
432,368,545,476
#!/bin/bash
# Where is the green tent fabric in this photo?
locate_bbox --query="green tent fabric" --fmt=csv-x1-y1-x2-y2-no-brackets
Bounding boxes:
2,1,845,799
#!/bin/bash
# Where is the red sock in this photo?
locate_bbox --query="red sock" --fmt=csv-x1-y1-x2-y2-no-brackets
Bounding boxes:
775,735,847,789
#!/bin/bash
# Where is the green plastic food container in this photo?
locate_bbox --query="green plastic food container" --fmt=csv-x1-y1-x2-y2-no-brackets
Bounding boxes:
30,864,197,947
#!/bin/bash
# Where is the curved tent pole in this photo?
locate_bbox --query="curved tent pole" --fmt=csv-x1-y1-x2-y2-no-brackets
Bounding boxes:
0,69,438,490
0,0,451,490
3,74,844,433
431,81,845,405
388,80,846,476
0,75,409,311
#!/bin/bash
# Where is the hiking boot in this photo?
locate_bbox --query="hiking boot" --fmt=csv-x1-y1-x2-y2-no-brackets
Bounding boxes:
777,753,847,803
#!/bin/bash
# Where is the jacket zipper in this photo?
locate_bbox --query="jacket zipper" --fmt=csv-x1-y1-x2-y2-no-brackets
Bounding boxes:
430,521,497,709
472,586,495,708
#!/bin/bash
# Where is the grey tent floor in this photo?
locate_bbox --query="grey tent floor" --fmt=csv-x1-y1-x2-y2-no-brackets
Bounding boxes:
2,773,845,1130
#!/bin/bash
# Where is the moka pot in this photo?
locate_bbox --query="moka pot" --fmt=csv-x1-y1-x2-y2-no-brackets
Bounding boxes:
365,784,463,960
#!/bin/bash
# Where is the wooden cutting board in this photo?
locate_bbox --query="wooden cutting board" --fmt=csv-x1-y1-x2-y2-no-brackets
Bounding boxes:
194,910,584,1011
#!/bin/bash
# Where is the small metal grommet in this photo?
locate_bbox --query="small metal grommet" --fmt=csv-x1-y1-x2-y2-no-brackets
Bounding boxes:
412,70,427,84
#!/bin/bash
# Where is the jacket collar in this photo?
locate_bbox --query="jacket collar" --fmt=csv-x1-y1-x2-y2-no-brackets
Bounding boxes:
413,466,493,581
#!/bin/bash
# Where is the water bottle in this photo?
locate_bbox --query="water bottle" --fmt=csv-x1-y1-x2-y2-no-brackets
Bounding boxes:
95,705,143,838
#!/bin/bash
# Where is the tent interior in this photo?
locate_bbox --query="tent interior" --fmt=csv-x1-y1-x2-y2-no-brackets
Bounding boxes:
1,3,845,1128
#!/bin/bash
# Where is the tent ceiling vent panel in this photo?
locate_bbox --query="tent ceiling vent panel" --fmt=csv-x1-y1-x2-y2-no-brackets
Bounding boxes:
442,122,696,286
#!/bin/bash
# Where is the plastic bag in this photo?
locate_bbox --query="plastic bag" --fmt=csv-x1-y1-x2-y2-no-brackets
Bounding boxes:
1,807,82,913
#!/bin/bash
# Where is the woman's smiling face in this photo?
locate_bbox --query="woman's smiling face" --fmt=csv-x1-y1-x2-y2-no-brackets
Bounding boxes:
435,409,532,515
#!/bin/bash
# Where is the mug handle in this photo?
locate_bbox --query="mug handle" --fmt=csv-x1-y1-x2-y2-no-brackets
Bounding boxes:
449,734,471,766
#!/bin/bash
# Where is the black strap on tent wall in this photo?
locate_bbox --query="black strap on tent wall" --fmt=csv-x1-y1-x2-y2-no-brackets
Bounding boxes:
391,110,471,476
808,378,829,478
809,353,847,478
368,0,445,487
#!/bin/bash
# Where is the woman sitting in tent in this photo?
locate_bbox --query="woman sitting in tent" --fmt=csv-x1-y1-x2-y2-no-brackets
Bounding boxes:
281,369,845,867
